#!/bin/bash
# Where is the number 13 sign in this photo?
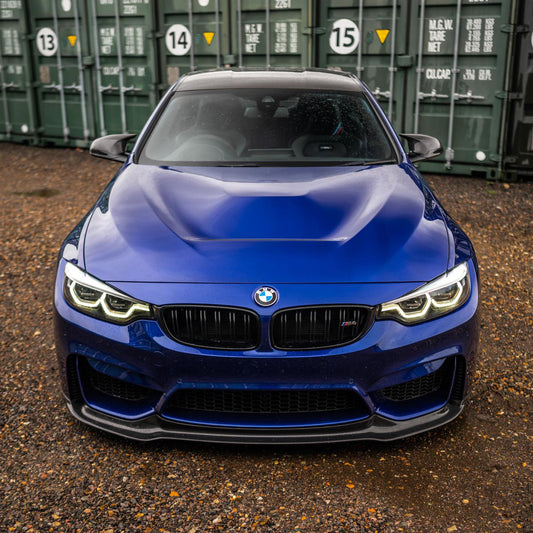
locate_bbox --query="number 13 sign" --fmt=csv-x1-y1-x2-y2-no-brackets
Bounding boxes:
36,27,58,57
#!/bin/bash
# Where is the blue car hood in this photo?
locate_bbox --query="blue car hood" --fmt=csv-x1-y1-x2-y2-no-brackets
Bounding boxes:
83,164,449,284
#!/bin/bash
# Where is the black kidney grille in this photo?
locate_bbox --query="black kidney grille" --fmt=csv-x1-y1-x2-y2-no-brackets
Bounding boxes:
160,306,260,350
166,388,363,414
380,359,453,402
271,306,372,350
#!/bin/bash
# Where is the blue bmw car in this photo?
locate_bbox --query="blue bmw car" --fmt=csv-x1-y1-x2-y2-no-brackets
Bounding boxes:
54,68,479,443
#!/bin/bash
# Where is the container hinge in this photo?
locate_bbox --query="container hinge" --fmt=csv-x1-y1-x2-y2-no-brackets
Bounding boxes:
445,147,454,169
489,154,502,163
500,24,530,34
302,26,326,36
495,90,522,100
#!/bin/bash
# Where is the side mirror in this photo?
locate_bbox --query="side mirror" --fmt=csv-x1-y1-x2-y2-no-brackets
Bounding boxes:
400,134,442,163
90,133,137,163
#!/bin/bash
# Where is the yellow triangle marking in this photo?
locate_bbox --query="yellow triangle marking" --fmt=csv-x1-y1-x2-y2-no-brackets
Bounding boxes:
68,35,77,47
376,29,390,44
203,32,215,45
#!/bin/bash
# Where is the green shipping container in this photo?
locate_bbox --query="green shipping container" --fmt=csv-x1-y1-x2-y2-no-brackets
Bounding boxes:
504,0,533,178
232,0,313,68
317,0,410,129
1,0,530,180
27,0,95,145
406,0,513,179
156,0,230,93
0,0,37,143
317,0,515,179
89,0,158,136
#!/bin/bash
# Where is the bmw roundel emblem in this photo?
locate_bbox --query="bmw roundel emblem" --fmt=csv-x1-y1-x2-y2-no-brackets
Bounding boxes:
254,286,278,307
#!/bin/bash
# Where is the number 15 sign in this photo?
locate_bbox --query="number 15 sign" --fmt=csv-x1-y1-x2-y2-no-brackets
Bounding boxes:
329,19,360,55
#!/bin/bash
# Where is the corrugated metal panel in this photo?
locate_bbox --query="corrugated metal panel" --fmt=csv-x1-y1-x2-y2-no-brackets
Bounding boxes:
0,0,37,143
408,0,513,179
504,0,533,177
232,0,312,68
89,0,157,136
156,0,230,93
317,0,409,129
27,0,94,145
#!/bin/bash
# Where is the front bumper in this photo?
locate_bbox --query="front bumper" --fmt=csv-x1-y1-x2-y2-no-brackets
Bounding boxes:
66,399,465,444
54,260,479,444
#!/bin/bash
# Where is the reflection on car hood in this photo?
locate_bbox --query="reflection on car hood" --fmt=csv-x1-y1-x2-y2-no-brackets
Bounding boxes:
83,164,449,283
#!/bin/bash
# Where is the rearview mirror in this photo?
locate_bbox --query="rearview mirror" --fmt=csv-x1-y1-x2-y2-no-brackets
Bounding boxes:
90,133,137,163
400,134,442,163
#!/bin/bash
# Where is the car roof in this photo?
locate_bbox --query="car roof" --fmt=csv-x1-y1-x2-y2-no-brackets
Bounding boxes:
175,68,364,93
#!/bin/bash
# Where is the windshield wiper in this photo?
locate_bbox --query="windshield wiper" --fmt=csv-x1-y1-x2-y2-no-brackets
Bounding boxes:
341,159,397,166
215,163,260,167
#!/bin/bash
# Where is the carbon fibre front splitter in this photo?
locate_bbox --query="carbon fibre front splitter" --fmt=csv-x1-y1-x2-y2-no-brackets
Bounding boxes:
65,398,464,444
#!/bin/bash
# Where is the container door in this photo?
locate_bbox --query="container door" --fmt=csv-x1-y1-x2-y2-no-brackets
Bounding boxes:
156,0,230,94
0,0,37,143
231,0,313,68
28,0,95,146
405,0,512,178
89,0,157,137
504,0,533,178
316,0,410,129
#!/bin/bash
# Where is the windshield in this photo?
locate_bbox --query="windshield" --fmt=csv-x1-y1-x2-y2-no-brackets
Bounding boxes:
138,89,397,166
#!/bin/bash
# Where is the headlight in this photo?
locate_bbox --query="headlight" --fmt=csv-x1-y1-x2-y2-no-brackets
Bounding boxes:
377,262,471,325
63,262,154,324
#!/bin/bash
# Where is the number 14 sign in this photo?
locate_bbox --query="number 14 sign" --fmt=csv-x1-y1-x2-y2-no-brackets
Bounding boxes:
165,24,192,56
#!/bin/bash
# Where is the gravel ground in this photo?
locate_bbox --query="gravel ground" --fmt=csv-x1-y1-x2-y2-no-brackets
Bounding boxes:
0,143,531,533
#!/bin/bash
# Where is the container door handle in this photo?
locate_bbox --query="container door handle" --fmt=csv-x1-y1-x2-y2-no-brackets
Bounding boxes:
43,83,62,91
121,85,141,93
418,89,448,101
372,87,391,100
454,90,485,102
64,83,82,92
99,84,119,92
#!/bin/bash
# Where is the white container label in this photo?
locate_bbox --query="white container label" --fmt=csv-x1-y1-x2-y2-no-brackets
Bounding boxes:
165,24,192,56
36,27,58,56
329,19,360,55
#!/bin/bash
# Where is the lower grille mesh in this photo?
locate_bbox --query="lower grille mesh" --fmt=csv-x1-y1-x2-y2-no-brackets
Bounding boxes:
165,388,363,414
81,358,152,401
380,359,452,402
